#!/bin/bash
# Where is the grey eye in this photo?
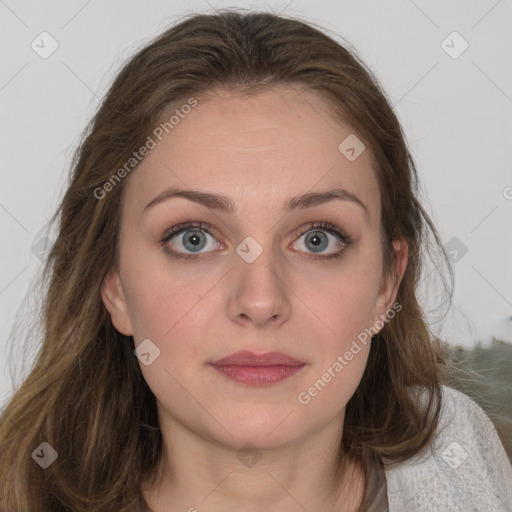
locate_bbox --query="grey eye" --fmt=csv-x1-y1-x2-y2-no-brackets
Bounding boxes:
169,229,217,254
303,230,329,253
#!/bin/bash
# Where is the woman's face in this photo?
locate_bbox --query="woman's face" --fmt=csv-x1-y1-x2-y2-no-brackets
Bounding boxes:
102,85,406,450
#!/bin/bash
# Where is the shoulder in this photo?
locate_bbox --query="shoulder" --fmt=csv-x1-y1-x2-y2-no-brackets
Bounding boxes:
384,385,512,512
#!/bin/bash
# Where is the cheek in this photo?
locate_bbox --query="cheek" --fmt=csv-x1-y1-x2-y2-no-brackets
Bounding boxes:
121,241,190,332
122,266,214,407
128,282,209,358
306,266,380,350
122,252,221,364
297,281,374,413
296,312,372,417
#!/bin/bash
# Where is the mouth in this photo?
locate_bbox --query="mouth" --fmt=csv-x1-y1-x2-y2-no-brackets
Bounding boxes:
209,350,306,386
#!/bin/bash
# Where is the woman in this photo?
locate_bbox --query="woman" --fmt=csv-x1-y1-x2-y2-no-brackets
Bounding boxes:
0,9,510,512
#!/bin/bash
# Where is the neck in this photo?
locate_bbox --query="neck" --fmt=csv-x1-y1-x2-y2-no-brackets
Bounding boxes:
141,415,365,512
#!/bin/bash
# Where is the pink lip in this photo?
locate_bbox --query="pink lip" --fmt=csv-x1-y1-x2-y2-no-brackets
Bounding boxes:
209,351,305,386
211,350,304,366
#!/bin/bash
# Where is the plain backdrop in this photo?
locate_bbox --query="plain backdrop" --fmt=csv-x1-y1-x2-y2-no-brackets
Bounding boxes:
1,0,511,405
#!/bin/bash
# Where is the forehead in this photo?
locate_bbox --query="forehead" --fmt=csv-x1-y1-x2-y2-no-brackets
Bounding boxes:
123,85,381,225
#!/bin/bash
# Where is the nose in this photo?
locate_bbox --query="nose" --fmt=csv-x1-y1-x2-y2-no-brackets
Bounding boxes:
226,249,292,329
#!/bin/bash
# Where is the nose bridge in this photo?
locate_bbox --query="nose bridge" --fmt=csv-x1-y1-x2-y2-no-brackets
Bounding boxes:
237,233,283,297
228,233,291,326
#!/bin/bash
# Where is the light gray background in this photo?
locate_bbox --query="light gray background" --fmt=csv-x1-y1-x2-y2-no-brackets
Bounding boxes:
1,0,511,405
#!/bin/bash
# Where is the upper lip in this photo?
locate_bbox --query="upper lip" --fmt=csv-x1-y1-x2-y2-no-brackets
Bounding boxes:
210,350,305,367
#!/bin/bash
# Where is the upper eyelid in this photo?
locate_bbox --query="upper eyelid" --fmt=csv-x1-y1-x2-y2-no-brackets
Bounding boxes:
162,221,348,245
162,222,216,239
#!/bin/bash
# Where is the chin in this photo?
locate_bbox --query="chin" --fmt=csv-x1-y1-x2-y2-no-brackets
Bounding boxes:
205,406,306,450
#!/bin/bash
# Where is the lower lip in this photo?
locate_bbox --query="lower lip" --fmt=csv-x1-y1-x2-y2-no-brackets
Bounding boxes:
209,364,305,386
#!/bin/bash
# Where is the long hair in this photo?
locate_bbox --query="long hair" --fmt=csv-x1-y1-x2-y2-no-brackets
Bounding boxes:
0,9,454,511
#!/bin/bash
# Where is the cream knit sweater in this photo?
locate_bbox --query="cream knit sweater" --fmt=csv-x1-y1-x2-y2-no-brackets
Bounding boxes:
384,385,512,511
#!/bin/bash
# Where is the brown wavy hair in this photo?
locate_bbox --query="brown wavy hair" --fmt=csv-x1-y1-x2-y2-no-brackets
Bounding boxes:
0,8,454,511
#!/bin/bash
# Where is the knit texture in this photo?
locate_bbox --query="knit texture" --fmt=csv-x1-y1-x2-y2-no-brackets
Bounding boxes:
384,385,512,511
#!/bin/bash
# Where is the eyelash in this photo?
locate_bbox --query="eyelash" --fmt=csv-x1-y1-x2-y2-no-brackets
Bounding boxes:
159,221,352,261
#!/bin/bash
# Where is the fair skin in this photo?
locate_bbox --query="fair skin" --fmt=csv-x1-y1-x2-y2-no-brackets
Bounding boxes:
102,84,407,512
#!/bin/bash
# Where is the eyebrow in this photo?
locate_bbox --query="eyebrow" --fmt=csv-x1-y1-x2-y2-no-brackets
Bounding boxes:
143,185,369,217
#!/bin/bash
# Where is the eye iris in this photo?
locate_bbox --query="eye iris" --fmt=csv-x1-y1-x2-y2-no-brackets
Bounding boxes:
183,230,206,252
305,230,328,253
